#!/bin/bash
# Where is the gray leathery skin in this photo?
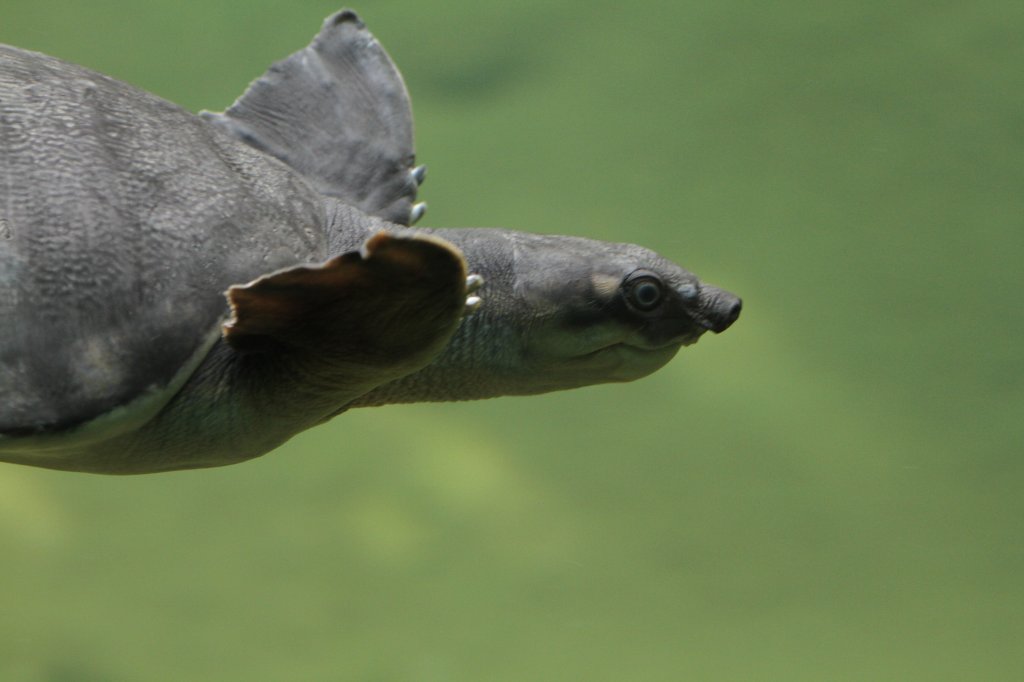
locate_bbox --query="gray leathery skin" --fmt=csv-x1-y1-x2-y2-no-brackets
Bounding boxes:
0,44,325,435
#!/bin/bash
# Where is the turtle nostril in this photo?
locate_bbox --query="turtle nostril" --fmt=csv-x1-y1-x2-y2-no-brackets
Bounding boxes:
727,297,742,322
699,287,741,333
713,295,741,333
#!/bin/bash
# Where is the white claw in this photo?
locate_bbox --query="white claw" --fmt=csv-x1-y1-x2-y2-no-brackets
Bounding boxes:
464,295,483,315
409,202,427,224
411,165,427,185
465,274,484,294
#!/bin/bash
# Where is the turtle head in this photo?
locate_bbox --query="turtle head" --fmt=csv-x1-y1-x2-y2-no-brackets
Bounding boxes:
505,234,741,390
347,228,740,407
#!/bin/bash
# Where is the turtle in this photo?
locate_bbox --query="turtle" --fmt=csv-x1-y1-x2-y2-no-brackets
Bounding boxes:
0,10,740,474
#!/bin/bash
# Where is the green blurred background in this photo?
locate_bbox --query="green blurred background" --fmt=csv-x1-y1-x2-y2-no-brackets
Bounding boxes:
2,1,1022,679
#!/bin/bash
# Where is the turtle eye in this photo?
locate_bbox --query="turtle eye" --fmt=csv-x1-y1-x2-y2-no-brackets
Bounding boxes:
624,272,664,312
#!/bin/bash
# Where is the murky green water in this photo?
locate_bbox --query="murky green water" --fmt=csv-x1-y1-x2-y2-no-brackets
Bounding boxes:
2,1,1021,679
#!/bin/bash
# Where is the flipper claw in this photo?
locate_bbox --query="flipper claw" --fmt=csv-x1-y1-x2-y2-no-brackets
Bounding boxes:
464,295,483,316
411,165,427,186
465,274,484,294
409,202,427,224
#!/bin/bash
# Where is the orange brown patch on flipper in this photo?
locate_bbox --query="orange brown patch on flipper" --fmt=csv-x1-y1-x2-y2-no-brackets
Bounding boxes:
223,232,467,374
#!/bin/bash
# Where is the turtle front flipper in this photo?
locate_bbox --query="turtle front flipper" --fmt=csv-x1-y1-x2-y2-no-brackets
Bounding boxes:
202,11,424,225
223,233,469,394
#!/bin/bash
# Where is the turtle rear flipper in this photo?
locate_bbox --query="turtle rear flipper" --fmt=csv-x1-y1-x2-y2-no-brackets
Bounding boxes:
224,233,468,384
202,11,424,225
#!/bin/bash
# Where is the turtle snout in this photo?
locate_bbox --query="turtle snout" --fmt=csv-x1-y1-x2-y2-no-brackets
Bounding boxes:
698,285,742,333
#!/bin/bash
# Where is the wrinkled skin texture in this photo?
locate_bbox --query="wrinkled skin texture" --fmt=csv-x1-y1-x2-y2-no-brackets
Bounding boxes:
0,44,326,434
0,11,739,473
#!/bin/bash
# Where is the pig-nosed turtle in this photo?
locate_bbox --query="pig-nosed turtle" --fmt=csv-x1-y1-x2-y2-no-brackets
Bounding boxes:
0,10,740,474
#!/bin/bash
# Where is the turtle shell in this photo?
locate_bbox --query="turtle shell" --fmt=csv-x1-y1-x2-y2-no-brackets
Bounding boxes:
0,45,326,436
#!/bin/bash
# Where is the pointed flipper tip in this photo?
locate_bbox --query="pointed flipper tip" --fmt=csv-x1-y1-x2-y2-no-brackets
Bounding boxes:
326,9,364,30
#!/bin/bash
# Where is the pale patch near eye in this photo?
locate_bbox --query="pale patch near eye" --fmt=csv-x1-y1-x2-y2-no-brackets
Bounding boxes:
590,273,620,298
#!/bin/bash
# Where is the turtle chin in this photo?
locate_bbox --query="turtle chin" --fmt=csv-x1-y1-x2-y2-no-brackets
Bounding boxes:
586,325,712,381
673,331,706,348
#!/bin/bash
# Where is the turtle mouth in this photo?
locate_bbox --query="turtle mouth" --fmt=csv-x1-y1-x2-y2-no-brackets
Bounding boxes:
576,338,685,383
524,311,707,384
618,336,699,353
622,321,707,352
